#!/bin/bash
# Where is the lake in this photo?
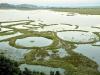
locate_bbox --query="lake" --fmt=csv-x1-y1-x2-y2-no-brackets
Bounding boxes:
0,9,100,74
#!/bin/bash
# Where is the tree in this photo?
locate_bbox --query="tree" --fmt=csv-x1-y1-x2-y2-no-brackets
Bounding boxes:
0,55,21,75
0,55,46,75
55,71,60,75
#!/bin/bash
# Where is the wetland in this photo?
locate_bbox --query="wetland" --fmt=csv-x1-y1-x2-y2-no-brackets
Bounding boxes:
0,9,100,75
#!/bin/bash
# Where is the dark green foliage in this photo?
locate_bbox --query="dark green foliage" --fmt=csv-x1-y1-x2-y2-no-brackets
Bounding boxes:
50,71,54,75
0,55,21,75
50,71,60,75
40,72,45,75
22,68,33,75
0,55,46,75
55,71,60,75
22,68,45,75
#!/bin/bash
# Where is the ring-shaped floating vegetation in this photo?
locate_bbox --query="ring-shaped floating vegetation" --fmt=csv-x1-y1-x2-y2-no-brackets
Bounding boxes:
9,32,60,49
57,30,99,44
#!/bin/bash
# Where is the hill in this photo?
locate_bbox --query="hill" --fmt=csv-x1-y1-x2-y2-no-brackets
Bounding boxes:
0,3,39,9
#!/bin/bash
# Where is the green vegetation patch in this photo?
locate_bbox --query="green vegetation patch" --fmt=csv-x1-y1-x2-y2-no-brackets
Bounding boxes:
51,8,100,15
9,31,60,49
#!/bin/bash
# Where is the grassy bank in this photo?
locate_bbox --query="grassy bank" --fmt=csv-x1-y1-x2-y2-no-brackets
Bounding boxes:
51,8,100,15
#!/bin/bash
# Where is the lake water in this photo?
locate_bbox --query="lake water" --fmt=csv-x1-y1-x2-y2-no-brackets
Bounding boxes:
57,31,99,43
15,37,53,47
0,9,100,73
74,44,100,71
0,41,29,61
0,9,100,26
19,64,65,75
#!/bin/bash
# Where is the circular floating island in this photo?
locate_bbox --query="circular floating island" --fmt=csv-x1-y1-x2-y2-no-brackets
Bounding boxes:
10,36,53,49
57,31,99,44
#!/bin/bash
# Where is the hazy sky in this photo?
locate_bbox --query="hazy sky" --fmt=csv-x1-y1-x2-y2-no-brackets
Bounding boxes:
0,0,100,6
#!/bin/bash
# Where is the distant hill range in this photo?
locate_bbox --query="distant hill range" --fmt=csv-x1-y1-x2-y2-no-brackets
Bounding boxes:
0,3,41,9
0,3,100,9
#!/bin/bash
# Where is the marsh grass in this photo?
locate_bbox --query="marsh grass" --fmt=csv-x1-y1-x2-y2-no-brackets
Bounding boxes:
0,20,100,75
51,8,100,15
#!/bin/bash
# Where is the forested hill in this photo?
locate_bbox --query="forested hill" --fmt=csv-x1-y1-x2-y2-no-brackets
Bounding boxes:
0,3,39,9
0,3,100,10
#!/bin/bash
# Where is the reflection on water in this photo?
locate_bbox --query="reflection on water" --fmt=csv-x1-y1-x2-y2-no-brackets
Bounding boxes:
15,37,53,47
0,9,100,73
57,31,99,43
0,32,22,41
11,25,29,29
0,10,100,26
47,48,69,58
34,25,76,32
93,42,100,46
56,48,69,58
1,21,29,26
19,64,65,75
0,27,12,32
0,42,29,61
74,44,100,71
